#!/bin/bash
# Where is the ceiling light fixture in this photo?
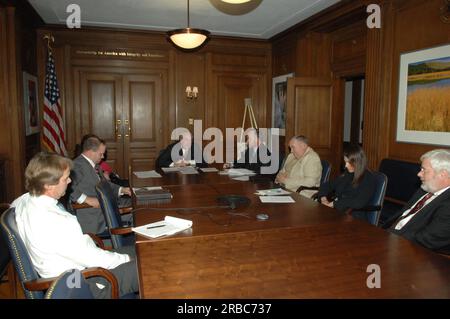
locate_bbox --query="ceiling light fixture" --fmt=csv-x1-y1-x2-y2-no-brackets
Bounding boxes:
221,0,251,3
167,0,210,51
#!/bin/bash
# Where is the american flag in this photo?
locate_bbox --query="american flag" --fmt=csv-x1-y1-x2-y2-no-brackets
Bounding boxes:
42,51,68,156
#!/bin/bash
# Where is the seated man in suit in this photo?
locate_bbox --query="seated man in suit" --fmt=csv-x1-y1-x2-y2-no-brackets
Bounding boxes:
156,130,207,168
223,128,272,174
70,135,131,234
275,135,322,197
383,149,450,255
12,152,138,298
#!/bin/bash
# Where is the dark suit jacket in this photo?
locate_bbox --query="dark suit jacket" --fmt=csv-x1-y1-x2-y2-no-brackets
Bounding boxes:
70,155,121,234
317,170,376,212
156,141,207,169
383,188,450,255
233,144,272,174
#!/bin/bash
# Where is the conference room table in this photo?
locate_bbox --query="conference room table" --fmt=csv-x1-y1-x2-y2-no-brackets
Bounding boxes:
132,170,450,298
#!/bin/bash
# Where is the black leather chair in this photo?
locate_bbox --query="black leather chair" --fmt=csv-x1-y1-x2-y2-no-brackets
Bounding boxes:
0,207,119,298
297,159,332,194
0,203,10,283
348,171,388,226
95,180,135,249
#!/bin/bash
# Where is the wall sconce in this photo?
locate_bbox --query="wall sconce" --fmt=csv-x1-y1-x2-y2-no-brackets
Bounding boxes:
186,86,198,100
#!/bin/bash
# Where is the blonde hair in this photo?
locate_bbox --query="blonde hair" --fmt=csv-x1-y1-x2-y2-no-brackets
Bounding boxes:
25,152,73,196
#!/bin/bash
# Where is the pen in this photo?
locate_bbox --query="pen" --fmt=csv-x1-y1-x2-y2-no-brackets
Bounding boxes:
147,225,165,229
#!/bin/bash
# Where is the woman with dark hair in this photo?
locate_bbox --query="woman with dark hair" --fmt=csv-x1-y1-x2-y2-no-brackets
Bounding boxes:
317,144,376,213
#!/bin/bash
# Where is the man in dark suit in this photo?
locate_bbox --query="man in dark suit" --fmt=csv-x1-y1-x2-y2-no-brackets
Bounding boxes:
383,149,450,255
70,136,131,234
156,130,207,168
224,128,271,174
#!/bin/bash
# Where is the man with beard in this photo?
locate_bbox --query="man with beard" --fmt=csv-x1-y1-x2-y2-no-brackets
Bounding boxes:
383,149,450,255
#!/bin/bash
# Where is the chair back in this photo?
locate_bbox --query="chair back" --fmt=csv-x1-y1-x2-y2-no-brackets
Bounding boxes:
0,204,11,280
320,159,331,185
95,180,126,248
0,207,43,299
45,269,94,299
353,171,388,226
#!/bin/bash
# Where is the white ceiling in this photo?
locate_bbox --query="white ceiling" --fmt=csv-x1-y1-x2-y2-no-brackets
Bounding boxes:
28,0,341,39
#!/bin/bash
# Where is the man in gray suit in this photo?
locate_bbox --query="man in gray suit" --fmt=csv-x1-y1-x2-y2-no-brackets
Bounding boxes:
70,136,131,234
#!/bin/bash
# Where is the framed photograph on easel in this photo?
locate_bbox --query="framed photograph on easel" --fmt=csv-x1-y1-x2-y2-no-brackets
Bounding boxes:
23,72,40,136
272,73,294,136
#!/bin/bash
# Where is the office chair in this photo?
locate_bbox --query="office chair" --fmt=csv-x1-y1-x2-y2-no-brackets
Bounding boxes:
297,159,332,194
0,207,119,298
347,171,388,226
95,180,135,249
0,204,11,285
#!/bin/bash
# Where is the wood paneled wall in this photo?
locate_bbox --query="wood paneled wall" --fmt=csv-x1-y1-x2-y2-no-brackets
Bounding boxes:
271,0,450,170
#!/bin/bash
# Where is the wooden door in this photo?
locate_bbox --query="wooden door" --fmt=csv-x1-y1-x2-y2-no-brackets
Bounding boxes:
78,71,162,176
122,74,163,175
79,71,124,172
286,77,344,176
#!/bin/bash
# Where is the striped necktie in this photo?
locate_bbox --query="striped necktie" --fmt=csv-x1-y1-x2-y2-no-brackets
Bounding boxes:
391,192,433,229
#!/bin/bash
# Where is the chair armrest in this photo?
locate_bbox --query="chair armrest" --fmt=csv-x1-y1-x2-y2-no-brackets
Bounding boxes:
110,226,133,235
23,277,56,291
119,206,133,214
81,267,119,299
87,233,105,249
384,196,407,206
296,186,319,193
71,202,92,210
346,205,382,215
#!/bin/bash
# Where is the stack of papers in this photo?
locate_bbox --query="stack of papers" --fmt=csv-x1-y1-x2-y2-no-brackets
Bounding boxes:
179,166,198,174
161,167,181,173
255,188,291,196
132,216,192,239
133,170,162,178
232,176,250,181
259,196,295,203
200,167,219,173
227,168,256,176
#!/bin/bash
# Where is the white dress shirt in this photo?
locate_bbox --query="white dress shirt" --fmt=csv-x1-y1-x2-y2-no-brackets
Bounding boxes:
11,193,129,278
394,186,450,230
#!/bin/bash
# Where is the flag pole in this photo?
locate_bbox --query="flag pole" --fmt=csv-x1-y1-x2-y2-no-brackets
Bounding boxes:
43,34,54,52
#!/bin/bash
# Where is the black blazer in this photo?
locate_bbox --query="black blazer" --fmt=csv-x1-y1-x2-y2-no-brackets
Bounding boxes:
233,144,272,174
317,170,376,212
156,141,207,169
383,188,450,255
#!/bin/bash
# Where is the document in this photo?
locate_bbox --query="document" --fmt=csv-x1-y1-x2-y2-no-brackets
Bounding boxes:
132,186,162,192
255,188,291,196
161,167,181,173
132,216,193,239
259,196,295,203
200,167,219,173
227,168,256,176
180,166,199,174
232,176,250,181
133,170,162,178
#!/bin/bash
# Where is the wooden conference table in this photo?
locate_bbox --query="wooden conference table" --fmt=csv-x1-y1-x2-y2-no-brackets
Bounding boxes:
132,170,450,298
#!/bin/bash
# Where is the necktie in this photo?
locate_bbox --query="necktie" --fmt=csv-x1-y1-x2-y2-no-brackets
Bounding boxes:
392,192,433,229
95,165,105,181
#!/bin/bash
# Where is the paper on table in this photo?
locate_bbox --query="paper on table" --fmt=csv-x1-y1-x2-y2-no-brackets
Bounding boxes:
132,216,192,239
161,167,181,173
133,170,162,178
228,168,256,176
200,167,219,173
232,176,250,181
180,166,198,174
255,188,291,196
259,196,295,203
132,186,162,192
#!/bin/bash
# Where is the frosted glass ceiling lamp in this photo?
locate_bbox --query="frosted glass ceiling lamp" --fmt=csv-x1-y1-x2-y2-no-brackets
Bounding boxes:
167,0,210,51
221,0,251,3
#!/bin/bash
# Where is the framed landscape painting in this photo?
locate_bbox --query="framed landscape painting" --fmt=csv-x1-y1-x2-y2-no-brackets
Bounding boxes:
396,44,450,146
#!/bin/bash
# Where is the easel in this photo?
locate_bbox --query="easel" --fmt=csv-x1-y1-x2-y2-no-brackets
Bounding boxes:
237,98,258,158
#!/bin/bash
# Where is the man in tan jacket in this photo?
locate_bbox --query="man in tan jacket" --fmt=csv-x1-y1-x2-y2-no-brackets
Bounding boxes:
275,135,322,198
